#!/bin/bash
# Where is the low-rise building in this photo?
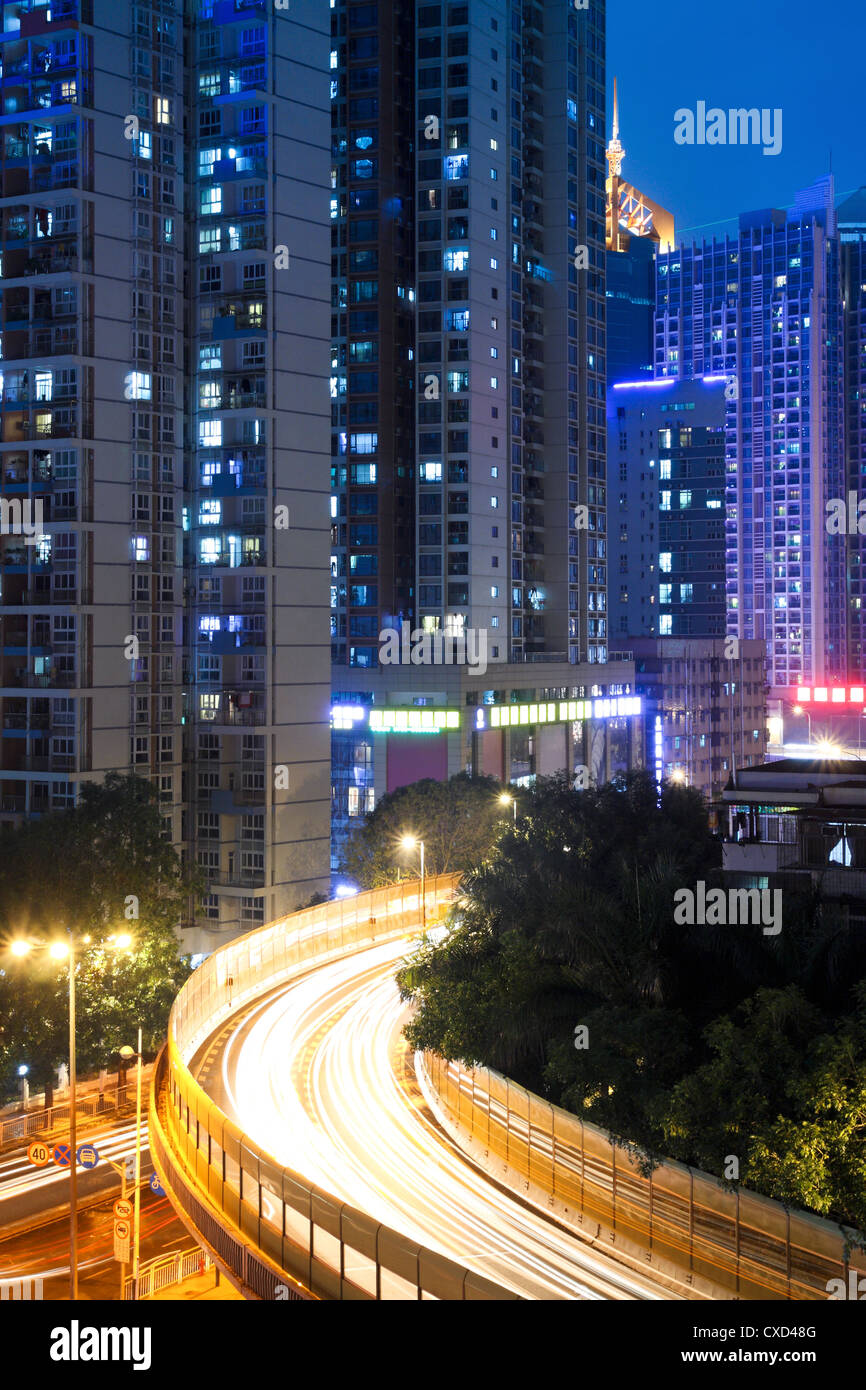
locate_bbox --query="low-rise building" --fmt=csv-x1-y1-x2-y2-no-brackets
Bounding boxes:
722,759,866,925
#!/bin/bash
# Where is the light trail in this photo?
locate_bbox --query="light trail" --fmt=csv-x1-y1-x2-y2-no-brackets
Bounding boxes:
200,938,679,1301
0,1119,145,1212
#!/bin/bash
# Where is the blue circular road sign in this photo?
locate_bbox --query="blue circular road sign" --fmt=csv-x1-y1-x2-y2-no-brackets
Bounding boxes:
52,1144,71,1167
150,1173,164,1196
76,1144,100,1169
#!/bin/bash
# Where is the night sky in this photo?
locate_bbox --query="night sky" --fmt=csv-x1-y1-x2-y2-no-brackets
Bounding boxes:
607,0,864,244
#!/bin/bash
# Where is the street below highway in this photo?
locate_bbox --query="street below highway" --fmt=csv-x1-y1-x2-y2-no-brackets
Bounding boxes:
191,936,682,1301
0,1114,197,1298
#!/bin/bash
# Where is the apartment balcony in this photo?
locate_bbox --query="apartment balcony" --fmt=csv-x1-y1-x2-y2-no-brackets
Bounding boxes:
196,56,268,100
209,786,265,814
2,409,86,441
21,753,75,772
195,696,266,727
212,0,267,27
510,651,567,664
209,870,266,890
192,550,266,569
211,155,267,182
4,670,77,689
2,326,81,358
0,244,91,279
210,311,266,338
206,468,266,495
202,389,267,412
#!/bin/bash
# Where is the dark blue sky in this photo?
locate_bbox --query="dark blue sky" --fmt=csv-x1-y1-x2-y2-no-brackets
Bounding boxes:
608,0,864,243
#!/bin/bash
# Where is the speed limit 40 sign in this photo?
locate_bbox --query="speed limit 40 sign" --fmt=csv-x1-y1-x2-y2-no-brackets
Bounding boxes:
27,1140,51,1167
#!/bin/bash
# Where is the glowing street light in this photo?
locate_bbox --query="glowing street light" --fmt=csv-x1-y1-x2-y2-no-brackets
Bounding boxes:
5,930,136,1301
498,792,517,824
400,834,426,933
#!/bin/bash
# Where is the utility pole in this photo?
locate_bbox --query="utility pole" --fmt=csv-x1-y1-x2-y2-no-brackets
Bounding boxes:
68,943,78,1302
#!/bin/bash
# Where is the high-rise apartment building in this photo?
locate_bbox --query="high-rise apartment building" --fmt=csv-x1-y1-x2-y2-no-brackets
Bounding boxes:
840,188,866,680
655,177,846,698
0,0,332,951
608,376,726,642
329,0,616,864
329,0,416,670
330,0,608,672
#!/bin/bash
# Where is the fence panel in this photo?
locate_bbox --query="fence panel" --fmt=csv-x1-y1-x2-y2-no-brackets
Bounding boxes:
421,1050,860,1301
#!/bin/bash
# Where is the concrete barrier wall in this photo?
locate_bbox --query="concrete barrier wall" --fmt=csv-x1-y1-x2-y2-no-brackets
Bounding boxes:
151,875,518,1301
420,1051,866,1301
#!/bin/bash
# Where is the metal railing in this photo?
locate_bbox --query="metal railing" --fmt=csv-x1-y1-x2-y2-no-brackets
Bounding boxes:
420,1052,866,1302
123,1247,211,1301
151,875,517,1301
0,1070,154,1149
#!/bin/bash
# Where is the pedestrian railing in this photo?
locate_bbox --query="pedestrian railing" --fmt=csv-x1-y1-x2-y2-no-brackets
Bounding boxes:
123,1246,211,1301
0,1075,153,1150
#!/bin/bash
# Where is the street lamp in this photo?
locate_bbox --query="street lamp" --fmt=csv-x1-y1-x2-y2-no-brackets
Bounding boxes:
6,931,134,1301
400,834,425,933
498,792,517,824
119,1031,143,1302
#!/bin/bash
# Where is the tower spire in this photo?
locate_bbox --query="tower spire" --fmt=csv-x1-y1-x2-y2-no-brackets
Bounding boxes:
606,76,625,180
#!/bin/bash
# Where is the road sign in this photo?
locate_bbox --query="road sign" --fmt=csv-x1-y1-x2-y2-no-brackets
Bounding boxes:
150,1173,164,1196
76,1144,99,1169
125,1156,135,1182
114,1197,133,1220
52,1143,71,1168
27,1140,51,1167
113,1218,130,1263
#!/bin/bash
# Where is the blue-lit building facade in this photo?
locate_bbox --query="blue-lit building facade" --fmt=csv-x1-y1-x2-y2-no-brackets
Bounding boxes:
607,376,727,642
655,178,847,700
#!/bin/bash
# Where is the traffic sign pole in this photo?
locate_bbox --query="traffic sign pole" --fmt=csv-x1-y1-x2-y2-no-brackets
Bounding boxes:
119,1165,127,1301
133,1026,142,1300
68,943,78,1303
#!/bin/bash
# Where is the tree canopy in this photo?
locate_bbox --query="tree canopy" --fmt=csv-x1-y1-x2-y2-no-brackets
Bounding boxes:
0,773,197,1099
397,771,866,1229
342,772,515,887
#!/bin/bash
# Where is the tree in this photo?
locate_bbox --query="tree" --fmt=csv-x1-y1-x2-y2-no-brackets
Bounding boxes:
343,772,511,887
396,771,866,1226
0,774,197,1102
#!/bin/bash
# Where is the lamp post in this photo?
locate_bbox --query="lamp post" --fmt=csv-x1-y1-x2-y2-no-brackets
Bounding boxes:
499,791,517,824
400,835,425,933
119,1029,143,1301
7,931,134,1302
